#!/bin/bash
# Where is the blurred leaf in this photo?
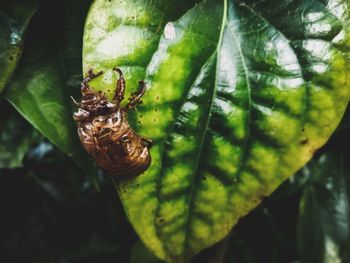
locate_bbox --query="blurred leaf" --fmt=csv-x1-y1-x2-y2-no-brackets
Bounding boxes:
224,207,281,263
5,57,81,159
4,0,100,188
83,0,350,261
0,140,135,262
0,100,39,168
270,166,311,201
0,0,37,93
298,152,350,263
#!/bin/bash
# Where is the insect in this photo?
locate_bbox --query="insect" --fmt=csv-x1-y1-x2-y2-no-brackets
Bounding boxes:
72,67,152,178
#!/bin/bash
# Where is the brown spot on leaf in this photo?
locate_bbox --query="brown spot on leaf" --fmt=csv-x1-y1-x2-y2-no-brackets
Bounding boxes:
300,138,309,145
157,217,165,224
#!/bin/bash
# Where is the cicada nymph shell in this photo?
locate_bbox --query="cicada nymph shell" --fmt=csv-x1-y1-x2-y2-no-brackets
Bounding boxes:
72,67,152,178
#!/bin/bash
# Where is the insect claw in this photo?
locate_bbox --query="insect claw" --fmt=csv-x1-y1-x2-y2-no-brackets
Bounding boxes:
113,67,124,77
71,96,80,107
71,96,89,111
95,70,103,77
142,137,153,148
84,69,104,81
113,67,126,103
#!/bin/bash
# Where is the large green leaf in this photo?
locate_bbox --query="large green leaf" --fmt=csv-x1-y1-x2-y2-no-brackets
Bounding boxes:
4,0,98,186
83,0,350,261
131,240,163,263
298,151,350,263
0,0,37,93
5,56,82,160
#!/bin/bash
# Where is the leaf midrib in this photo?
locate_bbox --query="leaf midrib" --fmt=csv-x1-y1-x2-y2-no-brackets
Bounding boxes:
181,0,228,257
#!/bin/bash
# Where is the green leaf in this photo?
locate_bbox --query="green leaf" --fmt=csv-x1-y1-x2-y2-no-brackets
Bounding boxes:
0,101,39,168
4,0,99,187
83,0,350,261
0,0,37,93
131,240,164,263
298,152,350,263
5,57,82,159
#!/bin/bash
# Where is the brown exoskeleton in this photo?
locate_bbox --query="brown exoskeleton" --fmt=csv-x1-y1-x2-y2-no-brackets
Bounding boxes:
72,67,152,178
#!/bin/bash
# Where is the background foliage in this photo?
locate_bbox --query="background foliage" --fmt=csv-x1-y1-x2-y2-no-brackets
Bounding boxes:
0,0,349,262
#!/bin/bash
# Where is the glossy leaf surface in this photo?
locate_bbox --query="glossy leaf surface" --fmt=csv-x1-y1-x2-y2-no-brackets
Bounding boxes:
5,57,81,159
4,0,99,186
298,152,350,263
0,0,37,93
83,0,350,261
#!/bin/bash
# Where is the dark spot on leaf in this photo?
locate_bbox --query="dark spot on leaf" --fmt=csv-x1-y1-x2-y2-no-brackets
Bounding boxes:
300,138,309,145
157,217,165,224
202,176,207,180
156,96,160,100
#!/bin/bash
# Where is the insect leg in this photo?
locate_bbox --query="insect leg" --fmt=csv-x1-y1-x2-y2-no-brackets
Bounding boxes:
113,67,126,103
81,68,103,94
141,136,153,148
124,80,146,111
70,96,90,112
71,96,81,107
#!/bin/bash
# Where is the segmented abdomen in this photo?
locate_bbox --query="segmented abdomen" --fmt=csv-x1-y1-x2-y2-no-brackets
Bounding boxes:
77,119,151,178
